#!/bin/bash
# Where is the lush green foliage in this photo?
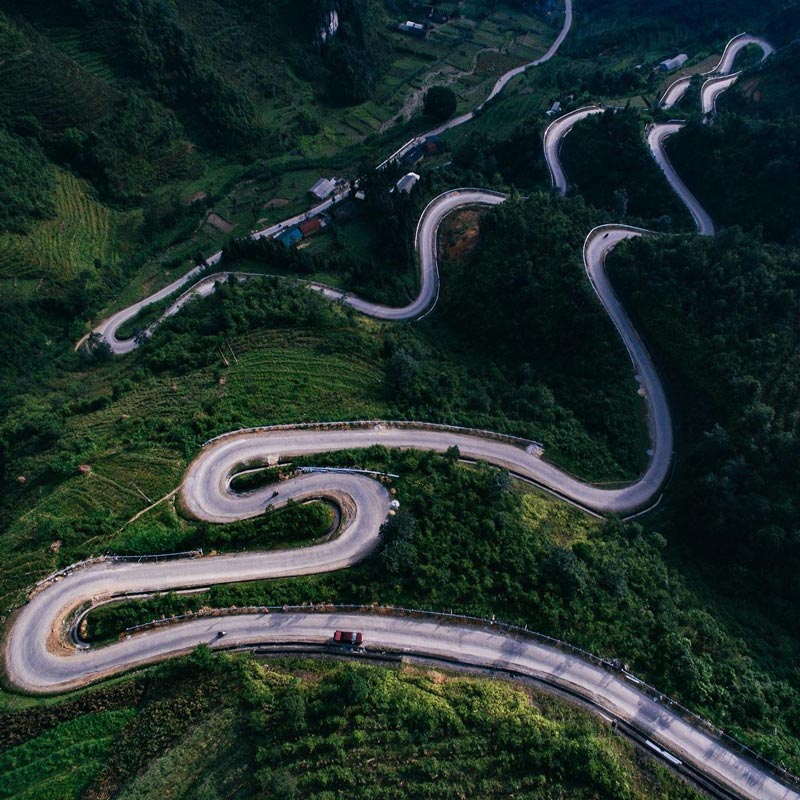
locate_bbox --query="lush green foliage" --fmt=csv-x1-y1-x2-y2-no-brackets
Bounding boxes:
0,9,198,206
424,85,458,121
667,46,800,244
292,0,390,106
451,122,551,190
2,1,800,793
81,448,800,771
567,0,787,57
0,129,56,233
0,710,135,800
250,660,700,799
609,231,800,610
110,499,333,559
437,194,648,477
560,108,692,230
222,164,425,304
0,652,702,800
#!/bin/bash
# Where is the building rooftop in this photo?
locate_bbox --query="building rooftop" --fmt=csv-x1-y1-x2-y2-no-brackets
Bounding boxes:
309,178,336,199
396,172,421,194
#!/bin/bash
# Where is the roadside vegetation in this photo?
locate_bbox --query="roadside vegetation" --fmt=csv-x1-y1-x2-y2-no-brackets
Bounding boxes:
0,251,646,612
609,229,800,631
667,44,800,245
3,0,800,795
0,651,703,799
559,108,694,230
79,447,800,773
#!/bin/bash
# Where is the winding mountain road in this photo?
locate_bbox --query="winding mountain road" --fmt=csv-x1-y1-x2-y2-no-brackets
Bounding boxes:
647,122,716,235
660,32,773,110
99,0,574,353
6,15,798,800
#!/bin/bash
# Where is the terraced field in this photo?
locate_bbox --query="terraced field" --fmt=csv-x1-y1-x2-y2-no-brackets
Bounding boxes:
0,710,135,800
43,26,120,86
0,21,118,133
0,172,119,281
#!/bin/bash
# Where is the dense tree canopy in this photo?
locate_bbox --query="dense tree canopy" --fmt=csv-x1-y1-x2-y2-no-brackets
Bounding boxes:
0,128,55,233
561,108,692,230
668,46,800,245
423,85,458,122
609,229,800,608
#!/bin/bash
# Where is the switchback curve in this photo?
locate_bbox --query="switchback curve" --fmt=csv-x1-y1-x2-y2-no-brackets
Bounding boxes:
5,18,797,800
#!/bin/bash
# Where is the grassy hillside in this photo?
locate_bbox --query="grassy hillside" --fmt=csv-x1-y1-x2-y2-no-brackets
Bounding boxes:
0,172,120,282
0,653,703,800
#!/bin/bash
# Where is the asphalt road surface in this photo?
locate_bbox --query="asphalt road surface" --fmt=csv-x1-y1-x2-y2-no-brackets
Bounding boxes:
6,594,798,799
12,21,798,800
646,122,716,235
661,33,773,110
542,105,605,194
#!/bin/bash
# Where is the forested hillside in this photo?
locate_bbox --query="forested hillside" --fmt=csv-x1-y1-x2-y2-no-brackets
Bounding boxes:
0,653,703,800
560,108,693,230
610,230,800,610
3,0,800,796
667,44,800,244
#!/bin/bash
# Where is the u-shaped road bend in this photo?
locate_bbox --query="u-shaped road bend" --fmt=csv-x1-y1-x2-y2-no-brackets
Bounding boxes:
5,575,799,799
8,16,799,800
660,33,773,110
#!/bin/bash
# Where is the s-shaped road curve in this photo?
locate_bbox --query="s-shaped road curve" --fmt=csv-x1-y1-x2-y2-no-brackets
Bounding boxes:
660,33,773,111
96,0,573,353
7,17,798,800
545,33,773,238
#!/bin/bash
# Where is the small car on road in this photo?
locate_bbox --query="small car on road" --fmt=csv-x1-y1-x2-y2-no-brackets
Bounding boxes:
333,630,363,645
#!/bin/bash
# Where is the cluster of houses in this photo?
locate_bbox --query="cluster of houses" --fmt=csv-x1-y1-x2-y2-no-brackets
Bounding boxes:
285,145,443,249
275,214,330,247
397,134,446,169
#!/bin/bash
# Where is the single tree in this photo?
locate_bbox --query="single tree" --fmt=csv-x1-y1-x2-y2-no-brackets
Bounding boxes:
423,85,457,121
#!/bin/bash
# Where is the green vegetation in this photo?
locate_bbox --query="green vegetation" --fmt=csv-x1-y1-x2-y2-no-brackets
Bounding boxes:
3,0,800,795
82,447,800,771
221,164,427,306
609,230,800,611
0,254,646,609
436,194,648,478
107,498,334,560
424,85,458,121
0,710,135,800
667,45,800,244
560,108,693,230
0,171,121,283
0,128,55,234
0,651,702,799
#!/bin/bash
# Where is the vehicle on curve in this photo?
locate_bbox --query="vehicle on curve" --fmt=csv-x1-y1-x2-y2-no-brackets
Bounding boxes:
333,630,363,645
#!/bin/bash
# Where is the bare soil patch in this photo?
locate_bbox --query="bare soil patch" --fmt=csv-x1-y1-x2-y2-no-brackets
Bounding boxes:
205,212,235,234
440,208,485,263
